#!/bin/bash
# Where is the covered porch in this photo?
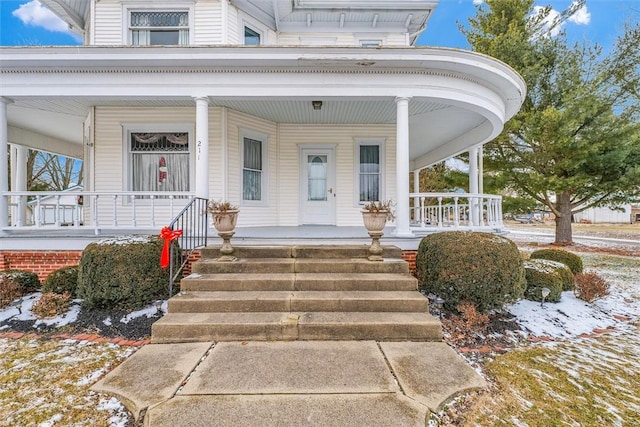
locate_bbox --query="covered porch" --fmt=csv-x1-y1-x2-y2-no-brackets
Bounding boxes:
1,45,523,246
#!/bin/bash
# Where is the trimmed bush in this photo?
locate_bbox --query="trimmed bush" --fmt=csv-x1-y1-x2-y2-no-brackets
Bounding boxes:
77,236,173,310
0,269,40,293
575,272,610,302
0,276,23,309
530,248,583,274
523,259,564,302
416,231,526,313
43,266,79,297
32,292,71,318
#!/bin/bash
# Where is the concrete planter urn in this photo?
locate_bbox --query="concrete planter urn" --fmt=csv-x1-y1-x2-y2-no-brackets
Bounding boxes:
207,200,239,261
361,200,395,262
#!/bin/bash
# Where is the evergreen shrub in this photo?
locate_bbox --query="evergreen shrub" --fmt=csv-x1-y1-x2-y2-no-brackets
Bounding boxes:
77,236,172,310
43,266,79,297
416,231,526,313
530,248,583,274
523,259,564,302
0,270,40,293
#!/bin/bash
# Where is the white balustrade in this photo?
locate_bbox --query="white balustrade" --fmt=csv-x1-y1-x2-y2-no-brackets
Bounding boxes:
2,191,193,231
409,192,504,231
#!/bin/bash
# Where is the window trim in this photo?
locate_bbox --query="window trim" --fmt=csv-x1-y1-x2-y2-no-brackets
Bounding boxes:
355,34,386,47
354,138,386,206
239,13,267,45
240,128,269,206
122,123,195,195
122,2,194,46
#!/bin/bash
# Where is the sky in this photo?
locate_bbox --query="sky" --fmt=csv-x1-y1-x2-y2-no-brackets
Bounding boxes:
0,0,639,49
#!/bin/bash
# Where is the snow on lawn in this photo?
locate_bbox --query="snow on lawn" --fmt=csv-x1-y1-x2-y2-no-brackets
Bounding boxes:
0,337,136,426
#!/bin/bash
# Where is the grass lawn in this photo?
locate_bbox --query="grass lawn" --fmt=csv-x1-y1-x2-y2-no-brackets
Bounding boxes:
0,338,134,426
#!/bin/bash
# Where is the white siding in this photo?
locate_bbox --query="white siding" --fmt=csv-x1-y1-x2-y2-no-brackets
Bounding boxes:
574,206,632,224
194,0,222,45
93,106,222,226
227,5,240,44
225,111,278,226
278,124,396,226
94,0,122,45
277,32,408,47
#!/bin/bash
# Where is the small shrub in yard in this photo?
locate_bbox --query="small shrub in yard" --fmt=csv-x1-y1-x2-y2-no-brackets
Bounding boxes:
530,248,583,274
32,292,71,318
417,231,526,313
0,276,23,309
0,269,41,293
523,259,563,302
574,272,610,302
43,265,79,297
77,236,173,310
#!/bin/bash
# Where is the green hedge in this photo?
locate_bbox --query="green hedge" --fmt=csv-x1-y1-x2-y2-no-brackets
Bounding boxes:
77,236,175,310
0,270,40,293
530,248,583,274
43,266,79,298
523,259,564,302
416,231,526,313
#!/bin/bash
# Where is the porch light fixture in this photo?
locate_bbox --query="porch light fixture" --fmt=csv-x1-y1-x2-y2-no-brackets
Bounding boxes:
541,287,550,307
312,100,323,110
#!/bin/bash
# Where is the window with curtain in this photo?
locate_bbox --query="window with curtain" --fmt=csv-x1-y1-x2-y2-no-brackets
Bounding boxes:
243,137,263,201
130,132,190,195
244,26,261,45
130,11,189,46
359,145,380,202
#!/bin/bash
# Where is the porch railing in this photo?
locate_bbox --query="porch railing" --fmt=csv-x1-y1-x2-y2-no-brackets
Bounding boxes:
167,197,209,297
410,192,503,231
4,191,193,233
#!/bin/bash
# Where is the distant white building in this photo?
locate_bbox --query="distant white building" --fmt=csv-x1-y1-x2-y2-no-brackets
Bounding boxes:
573,205,633,224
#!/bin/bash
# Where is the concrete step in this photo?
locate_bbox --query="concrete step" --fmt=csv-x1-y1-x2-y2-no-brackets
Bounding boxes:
294,273,417,291
294,258,410,274
181,273,296,292
192,259,295,274
199,245,403,260
192,258,409,275
181,273,417,292
167,291,428,313
152,312,442,343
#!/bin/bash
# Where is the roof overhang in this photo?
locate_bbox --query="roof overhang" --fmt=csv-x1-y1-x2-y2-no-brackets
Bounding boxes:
0,45,525,167
38,0,88,35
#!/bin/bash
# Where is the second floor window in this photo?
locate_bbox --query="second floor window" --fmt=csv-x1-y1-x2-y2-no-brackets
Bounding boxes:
130,11,189,46
244,26,261,46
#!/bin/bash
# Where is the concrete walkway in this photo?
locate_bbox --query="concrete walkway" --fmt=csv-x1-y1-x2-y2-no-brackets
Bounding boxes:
93,341,485,426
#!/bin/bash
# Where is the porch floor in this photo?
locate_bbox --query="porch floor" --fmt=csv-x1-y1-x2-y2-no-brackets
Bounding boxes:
1,225,429,250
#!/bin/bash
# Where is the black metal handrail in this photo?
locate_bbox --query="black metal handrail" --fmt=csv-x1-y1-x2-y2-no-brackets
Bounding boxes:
167,197,208,297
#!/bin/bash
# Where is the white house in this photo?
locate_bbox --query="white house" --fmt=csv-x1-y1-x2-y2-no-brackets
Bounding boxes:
0,0,525,250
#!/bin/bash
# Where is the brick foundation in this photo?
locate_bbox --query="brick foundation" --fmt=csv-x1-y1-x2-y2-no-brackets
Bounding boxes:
401,250,418,275
0,251,83,282
1,248,417,282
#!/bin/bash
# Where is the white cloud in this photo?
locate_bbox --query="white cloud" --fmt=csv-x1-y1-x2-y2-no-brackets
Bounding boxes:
568,1,591,25
473,0,485,5
533,6,563,37
12,0,71,34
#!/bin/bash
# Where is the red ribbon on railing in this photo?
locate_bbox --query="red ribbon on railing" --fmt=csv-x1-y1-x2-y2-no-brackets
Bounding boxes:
159,226,183,268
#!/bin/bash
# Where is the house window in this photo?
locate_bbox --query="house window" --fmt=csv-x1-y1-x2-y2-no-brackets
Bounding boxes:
130,11,189,45
242,134,267,202
129,132,190,193
244,26,261,45
360,40,383,47
356,140,385,203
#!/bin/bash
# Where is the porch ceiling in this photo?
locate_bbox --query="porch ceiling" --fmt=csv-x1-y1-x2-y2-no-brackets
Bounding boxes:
6,97,484,163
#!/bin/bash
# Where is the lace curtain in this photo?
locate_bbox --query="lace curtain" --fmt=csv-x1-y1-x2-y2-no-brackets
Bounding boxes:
131,11,189,46
131,132,189,192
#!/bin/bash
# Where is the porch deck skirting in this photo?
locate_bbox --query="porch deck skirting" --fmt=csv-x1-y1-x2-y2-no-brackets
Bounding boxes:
0,249,420,282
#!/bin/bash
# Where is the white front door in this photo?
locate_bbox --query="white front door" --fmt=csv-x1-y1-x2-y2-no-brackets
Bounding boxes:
300,147,336,225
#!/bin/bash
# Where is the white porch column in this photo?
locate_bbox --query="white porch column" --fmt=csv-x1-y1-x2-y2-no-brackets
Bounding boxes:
469,146,479,227
194,96,209,199
394,96,413,237
15,145,28,226
478,145,484,194
0,97,13,227
412,169,420,222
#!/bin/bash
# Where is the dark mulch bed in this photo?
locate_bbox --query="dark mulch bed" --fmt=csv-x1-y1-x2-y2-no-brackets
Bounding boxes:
1,300,160,340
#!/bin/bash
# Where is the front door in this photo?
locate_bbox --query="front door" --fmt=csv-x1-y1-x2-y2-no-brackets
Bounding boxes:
300,147,336,225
